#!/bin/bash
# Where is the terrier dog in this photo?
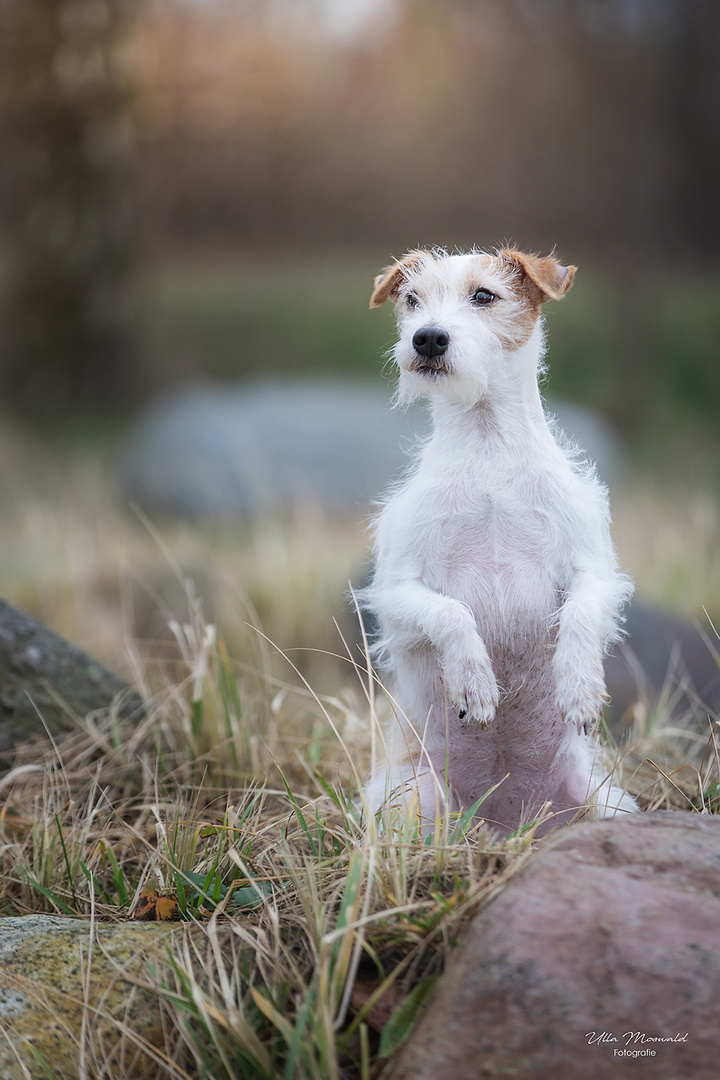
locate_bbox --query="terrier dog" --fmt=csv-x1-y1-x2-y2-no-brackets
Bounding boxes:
363,246,637,835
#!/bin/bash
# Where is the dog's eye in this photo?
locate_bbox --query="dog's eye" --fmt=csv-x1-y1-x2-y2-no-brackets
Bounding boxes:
470,288,496,306
406,292,419,309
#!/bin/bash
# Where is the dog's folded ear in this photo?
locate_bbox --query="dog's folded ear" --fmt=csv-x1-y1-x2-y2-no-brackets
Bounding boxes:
369,251,425,308
501,249,576,303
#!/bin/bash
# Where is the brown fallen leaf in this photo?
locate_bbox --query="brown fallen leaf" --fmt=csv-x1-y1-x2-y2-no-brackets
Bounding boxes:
350,979,407,1034
133,888,179,921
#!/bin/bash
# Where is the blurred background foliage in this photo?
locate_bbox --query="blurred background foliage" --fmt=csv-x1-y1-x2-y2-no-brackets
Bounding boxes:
0,0,718,435
0,0,717,676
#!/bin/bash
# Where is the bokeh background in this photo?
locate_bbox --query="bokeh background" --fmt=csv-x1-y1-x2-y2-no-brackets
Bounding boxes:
0,0,718,715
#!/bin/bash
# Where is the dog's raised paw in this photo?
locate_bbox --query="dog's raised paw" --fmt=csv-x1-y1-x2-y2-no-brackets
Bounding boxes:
559,707,596,736
556,683,606,735
442,630,498,725
554,652,607,736
458,704,495,729
446,655,499,729
460,696,496,728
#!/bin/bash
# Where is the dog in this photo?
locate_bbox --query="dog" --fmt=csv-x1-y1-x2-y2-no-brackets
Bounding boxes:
362,246,637,836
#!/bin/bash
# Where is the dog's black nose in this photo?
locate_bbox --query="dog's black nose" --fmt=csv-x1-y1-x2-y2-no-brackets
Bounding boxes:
413,327,450,357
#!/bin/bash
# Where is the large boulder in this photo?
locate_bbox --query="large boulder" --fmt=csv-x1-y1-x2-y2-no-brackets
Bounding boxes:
0,914,179,1079
386,811,720,1080
606,600,720,730
0,599,142,757
119,381,621,519
120,380,428,518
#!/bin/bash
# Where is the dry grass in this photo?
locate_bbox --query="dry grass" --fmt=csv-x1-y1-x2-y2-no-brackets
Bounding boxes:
0,431,718,1078
0,594,543,1079
613,480,720,621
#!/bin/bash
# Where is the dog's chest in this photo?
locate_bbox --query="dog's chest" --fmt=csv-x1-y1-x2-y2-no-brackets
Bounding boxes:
405,475,562,624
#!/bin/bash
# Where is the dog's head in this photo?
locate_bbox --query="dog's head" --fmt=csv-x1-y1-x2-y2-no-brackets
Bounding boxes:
370,248,576,405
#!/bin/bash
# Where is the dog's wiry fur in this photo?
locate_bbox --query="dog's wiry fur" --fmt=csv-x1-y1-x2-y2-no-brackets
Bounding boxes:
363,246,637,835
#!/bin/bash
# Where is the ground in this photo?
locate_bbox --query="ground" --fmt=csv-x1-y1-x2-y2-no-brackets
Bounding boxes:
0,424,717,1077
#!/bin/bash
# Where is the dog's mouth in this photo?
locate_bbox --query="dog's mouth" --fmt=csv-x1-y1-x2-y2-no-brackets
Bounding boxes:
409,356,451,376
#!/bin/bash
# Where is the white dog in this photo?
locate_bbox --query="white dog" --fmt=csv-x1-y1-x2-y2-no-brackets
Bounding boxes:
362,246,637,835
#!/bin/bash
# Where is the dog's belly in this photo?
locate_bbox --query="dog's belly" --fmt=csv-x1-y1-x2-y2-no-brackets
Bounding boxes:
390,639,578,831
394,506,562,729
446,703,596,834
387,632,591,834
388,578,568,805
393,632,558,751
381,496,582,828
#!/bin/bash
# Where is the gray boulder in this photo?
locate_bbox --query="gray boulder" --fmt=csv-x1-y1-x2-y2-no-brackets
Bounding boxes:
119,381,621,518
386,811,720,1080
607,600,720,731
0,599,142,757
548,398,622,487
120,380,428,518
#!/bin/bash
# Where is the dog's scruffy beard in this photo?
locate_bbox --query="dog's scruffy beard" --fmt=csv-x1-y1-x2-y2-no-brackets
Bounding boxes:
394,345,495,408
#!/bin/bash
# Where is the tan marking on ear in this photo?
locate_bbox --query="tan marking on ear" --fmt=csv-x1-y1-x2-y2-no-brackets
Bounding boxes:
369,250,426,309
500,249,577,304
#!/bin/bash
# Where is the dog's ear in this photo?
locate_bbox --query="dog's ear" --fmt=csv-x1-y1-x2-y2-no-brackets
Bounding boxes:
369,252,424,309
501,250,576,303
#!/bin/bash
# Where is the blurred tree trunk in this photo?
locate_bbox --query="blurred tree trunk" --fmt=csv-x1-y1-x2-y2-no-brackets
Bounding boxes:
0,0,142,426
666,0,720,258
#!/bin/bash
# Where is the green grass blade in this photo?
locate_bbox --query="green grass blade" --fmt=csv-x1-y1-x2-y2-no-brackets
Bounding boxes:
283,981,316,1080
506,818,540,838
104,844,130,906
313,770,345,811
448,796,486,844
20,871,77,916
79,861,111,905
54,813,79,909
279,771,319,857
378,976,438,1059
27,1043,57,1079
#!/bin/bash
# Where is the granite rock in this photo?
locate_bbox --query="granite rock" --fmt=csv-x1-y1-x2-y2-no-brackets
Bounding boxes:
386,811,720,1080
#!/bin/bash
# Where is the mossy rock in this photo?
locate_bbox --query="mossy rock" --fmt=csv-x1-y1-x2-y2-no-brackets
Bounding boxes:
0,914,180,1079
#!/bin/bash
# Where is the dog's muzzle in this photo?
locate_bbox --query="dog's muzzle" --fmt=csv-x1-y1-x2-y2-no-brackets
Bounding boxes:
411,327,450,373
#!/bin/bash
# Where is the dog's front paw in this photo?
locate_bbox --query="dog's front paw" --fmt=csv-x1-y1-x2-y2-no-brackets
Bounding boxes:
443,649,499,729
554,653,607,735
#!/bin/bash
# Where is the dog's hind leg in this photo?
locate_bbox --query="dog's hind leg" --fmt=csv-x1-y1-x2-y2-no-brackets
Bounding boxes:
553,736,638,822
364,756,458,832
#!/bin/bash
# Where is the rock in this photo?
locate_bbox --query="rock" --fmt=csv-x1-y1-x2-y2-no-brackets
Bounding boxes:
119,380,430,518
119,381,621,518
606,600,720,730
549,398,622,487
0,914,179,1079
386,811,720,1080
0,599,143,758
